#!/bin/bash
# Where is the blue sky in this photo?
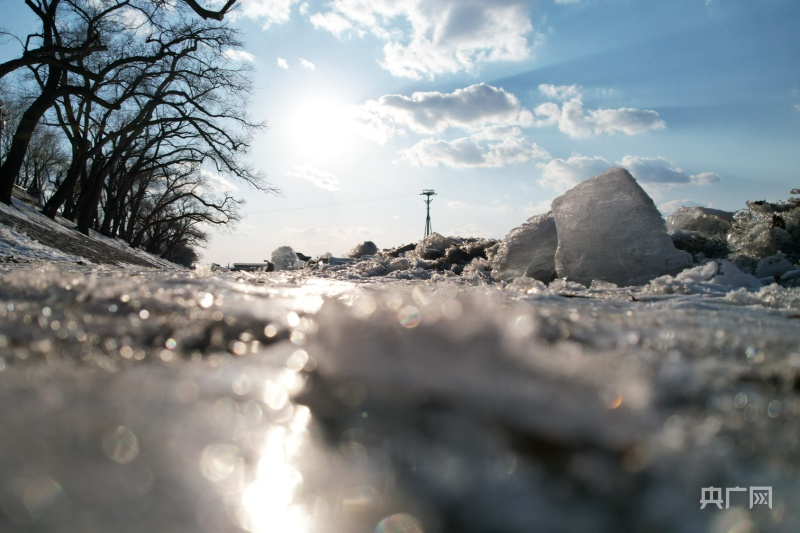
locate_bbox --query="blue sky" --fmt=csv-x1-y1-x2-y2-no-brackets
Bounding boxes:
5,1,800,264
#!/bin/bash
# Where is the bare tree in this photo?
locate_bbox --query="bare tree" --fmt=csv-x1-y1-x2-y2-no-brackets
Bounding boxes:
2,0,274,263
0,0,126,205
0,85,72,204
28,2,274,233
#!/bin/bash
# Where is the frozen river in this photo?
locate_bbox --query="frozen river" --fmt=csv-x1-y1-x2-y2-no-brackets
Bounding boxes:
0,263,799,532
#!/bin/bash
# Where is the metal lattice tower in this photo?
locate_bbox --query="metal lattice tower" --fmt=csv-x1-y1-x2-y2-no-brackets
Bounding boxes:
421,189,436,238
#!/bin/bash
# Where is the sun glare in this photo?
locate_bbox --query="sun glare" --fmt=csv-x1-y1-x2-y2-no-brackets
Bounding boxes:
286,95,358,162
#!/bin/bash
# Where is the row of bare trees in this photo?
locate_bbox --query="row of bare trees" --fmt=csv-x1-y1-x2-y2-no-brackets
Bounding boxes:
0,0,273,266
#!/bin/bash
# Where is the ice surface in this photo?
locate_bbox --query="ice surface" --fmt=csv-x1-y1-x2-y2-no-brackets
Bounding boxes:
667,206,734,260
0,226,89,264
491,212,557,282
756,253,793,279
346,241,378,258
728,199,800,272
0,265,799,533
552,168,693,286
0,199,181,270
271,245,303,271
416,232,455,259
669,229,730,261
668,259,763,290
781,269,800,283
666,206,734,236
386,256,410,272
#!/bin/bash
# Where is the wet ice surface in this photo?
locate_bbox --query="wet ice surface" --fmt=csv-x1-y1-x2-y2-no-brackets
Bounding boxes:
1,265,799,532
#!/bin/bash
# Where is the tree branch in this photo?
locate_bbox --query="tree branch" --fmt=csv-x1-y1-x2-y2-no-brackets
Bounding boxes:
181,0,238,21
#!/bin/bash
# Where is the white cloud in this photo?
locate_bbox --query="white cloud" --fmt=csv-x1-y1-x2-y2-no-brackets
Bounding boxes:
689,172,723,185
537,155,611,191
277,57,289,69
355,83,532,142
537,154,722,192
658,199,703,216
309,11,354,36
229,0,299,28
618,155,689,184
299,58,316,70
618,155,722,186
199,168,240,193
286,165,340,191
400,135,549,168
355,83,548,169
114,5,153,37
309,0,537,79
538,83,582,100
222,48,256,62
534,97,666,137
351,106,405,145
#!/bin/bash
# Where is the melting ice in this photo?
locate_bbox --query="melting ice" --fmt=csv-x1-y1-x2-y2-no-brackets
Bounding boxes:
0,265,798,533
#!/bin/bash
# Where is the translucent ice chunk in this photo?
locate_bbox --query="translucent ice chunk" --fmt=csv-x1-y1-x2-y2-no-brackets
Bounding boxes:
347,241,378,259
491,212,557,282
552,168,692,286
271,246,302,271
666,206,733,237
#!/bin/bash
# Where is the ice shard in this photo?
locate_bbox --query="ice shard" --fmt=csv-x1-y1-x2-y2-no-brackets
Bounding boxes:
491,212,558,282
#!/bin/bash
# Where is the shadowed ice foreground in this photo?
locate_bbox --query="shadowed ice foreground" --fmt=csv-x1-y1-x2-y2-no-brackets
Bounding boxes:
1,265,799,533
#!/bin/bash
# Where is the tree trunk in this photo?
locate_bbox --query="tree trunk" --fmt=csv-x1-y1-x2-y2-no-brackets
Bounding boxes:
76,170,106,234
42,145,86,219
0,65,62,204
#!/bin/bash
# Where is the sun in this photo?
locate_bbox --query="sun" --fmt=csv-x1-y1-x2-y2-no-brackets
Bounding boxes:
286,95,358,162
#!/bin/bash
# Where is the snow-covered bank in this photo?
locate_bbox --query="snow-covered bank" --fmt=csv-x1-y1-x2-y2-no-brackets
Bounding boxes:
0,199,182,270
0,265,799,532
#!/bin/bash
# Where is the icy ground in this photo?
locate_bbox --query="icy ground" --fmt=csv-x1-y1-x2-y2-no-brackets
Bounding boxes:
0,263,799,533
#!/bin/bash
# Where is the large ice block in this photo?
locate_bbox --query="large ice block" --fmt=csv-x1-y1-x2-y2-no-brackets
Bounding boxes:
552,167,692,286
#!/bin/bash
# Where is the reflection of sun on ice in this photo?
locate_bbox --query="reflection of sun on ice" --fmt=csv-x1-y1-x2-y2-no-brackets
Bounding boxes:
239,404,312,533
239,366,311,533
287,96,358,162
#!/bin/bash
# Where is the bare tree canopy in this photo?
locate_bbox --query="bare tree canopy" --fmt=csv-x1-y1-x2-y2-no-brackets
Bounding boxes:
0,0,276,265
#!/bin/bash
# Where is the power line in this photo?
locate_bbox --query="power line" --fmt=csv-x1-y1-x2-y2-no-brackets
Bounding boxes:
245,192,419,215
